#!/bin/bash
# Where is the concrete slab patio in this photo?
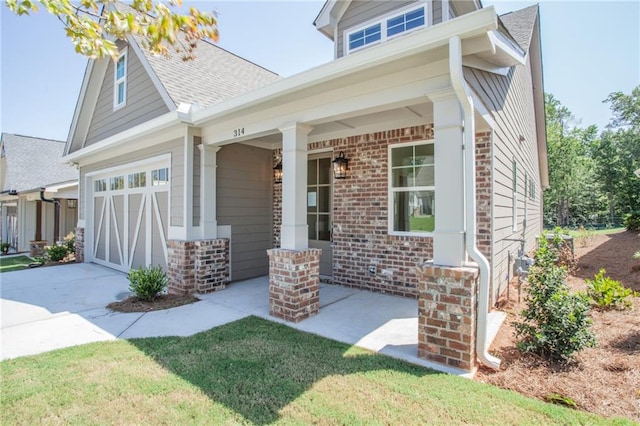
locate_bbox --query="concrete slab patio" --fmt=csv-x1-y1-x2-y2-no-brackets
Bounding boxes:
1,263,504,375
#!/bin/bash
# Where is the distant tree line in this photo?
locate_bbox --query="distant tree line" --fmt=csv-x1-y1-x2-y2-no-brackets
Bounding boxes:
544,86,640,228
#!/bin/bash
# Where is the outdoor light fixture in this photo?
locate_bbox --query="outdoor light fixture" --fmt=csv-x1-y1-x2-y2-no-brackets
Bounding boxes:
332,151,349,179
273,161,283,184
67,199,77,209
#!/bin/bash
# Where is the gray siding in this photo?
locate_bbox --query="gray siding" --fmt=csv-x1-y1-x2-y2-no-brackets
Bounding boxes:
217,144,272,281
433,0,442,25
464,55,543,305
336,0,415,58
78,138,184,227
85,40,170,146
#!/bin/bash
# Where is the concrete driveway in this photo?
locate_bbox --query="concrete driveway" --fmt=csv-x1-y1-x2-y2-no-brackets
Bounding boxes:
1,262,495,375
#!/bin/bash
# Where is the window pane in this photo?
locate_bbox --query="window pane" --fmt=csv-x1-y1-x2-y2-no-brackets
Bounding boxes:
317,186,330,213
365,25,381,43
318,158,331,184
414,143,434,165
117,82,125,105
307,159,317,185
110,176,124,191
318,214,330,241
392,168,414,188
307,214,317,240
393,190,435,232
307,189,317,212
128,172,146,188
392,146,413,167
415,165,434,186
152,168,169,186
116,56,125,79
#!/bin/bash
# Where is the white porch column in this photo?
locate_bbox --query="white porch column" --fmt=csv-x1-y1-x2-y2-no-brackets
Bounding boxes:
199,144,220,239
279,123,313,250
432,92,466,266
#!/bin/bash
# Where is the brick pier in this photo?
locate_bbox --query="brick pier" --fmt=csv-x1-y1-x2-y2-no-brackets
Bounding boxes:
167,239,229,294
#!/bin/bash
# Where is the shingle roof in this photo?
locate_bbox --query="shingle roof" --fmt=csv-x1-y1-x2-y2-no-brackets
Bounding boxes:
139,37,281,108
500,4,539,53
1,134,78,193
113,2,280,109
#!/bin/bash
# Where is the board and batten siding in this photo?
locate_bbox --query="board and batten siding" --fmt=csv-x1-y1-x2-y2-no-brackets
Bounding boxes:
85,40,170,147
78,138,184,227
216,143,272,281
464,53,543,305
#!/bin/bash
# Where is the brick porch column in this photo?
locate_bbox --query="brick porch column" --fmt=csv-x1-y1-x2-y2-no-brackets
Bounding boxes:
267,248,321,322
167,240,196,294
195,239,229,293
416,261,478,373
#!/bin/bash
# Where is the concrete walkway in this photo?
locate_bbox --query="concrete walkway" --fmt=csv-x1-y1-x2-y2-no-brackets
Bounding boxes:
0,263,504,375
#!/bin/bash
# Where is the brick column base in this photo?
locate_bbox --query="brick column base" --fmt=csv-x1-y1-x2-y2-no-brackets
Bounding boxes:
416,261,478,373
267,248,321,323
74,227,85,263
167,239,229,295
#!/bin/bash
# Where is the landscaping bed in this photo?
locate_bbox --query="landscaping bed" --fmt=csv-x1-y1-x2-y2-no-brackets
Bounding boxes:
477,230,640,422
107,294,199,312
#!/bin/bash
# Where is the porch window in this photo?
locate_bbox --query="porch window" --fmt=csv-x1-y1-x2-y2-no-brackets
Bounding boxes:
114,48,127,109
389,141,435,234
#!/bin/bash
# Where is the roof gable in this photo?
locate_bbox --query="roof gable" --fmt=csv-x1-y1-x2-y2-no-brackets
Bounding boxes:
1,133,78,193
499,4,538,52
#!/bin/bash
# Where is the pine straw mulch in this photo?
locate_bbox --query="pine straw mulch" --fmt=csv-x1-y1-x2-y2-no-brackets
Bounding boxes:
107,294,200,313
476,230,640,422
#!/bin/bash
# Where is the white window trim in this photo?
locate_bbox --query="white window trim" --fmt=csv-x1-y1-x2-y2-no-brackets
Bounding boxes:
388,139,435,237
344,1,432,55
113,48,128,111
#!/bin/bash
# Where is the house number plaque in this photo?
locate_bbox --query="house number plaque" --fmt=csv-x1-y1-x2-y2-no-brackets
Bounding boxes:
233,128,245,137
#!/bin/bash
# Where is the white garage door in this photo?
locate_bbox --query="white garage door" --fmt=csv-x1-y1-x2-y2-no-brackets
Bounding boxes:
90,162,169,272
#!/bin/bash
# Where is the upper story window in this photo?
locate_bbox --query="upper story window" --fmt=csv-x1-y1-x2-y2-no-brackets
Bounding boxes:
114,49,127,110
345,4,428,54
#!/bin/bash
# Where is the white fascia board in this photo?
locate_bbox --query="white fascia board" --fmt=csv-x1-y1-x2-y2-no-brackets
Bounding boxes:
314,0,350,40
63,111,184,165
44,181,78,193
488,30,525,66
191,7,498,127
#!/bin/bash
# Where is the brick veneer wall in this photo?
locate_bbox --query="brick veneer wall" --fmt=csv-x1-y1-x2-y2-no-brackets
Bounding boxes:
271,126,493,299
417,262,479,373
167,239,229,294
267,248,321,322
74,227,85,263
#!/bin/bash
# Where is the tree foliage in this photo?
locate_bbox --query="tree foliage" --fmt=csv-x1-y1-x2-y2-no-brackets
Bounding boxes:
543,87,640,227
5,0,219,60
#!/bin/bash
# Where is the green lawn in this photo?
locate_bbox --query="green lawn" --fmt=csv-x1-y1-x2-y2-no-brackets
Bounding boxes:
565,227,627,237
0,255,34,273
410,215,435,232
1,317,631,425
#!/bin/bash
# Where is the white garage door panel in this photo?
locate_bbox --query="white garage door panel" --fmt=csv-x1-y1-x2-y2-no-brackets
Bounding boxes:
90,162,169,272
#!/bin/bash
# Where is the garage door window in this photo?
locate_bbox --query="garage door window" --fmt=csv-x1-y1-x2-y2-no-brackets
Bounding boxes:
151,168,169,186
110,176,125,191
95,179,107,192
128,172,146,188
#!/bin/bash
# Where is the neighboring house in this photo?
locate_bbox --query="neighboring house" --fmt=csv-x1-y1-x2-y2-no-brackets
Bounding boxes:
0,133,79,253
63,1,546,374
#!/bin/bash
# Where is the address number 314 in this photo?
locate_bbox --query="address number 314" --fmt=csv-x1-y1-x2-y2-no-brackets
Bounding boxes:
233,128,245,137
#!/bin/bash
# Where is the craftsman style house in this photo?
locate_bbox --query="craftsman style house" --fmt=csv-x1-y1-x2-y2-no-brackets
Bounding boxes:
0,133,78,254
64,0,546,374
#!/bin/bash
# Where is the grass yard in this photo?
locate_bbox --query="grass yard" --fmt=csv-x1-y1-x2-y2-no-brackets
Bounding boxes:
409,215,435,232
1,316,627,425
0,255,34,273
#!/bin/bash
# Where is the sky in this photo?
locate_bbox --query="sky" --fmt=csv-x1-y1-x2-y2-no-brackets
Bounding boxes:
1,1,638,142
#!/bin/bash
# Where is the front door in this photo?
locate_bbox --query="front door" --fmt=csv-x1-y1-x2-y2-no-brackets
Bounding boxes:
307,153,333,277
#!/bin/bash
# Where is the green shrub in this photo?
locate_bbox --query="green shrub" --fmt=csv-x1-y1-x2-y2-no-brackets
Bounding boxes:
45,244,69,262
127,265,167,301
514,237,596,363
624,212,640,231
63,232,75,254
633,251,640,260
586,269,636,310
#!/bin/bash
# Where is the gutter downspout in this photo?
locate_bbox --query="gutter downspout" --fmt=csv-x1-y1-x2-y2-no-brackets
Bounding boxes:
448,35,501,370
40,187,60,244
